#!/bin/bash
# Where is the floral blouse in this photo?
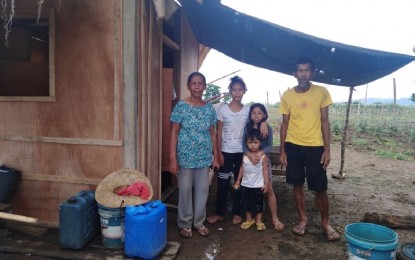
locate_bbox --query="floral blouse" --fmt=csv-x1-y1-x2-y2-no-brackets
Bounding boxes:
170,100,217,168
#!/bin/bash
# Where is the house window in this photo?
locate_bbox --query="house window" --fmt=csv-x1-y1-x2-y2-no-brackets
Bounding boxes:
0,9,55,102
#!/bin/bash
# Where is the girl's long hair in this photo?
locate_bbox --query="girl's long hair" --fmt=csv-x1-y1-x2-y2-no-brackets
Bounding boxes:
246,103,268,132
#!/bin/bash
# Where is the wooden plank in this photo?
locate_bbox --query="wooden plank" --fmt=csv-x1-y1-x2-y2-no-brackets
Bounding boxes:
162,34,180,51
137,0,148,173
21,172,101,185
49,9,56,99
363,212,415,229
159,241,182,260
122,0,138,169
198,44,210,69
162,69,173,171
0,135,122,146
179,12,199,98
271,167,286,176
0,238,181,259
113,1,122,141
0,96,55,102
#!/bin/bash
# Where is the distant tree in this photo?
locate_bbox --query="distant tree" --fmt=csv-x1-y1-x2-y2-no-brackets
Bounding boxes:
203,84,231,104
410,93,415,103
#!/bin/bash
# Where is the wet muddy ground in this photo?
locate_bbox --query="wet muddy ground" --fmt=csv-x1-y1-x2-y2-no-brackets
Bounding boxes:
1,144,414,259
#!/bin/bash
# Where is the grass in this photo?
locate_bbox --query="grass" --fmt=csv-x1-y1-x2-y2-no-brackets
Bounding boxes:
267,103,415,161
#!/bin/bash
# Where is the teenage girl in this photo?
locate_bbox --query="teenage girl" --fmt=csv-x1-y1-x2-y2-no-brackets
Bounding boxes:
242,103,284,231
207,76,250,225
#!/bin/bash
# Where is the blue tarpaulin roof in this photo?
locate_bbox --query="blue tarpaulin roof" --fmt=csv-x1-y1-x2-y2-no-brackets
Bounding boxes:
182,0,415,87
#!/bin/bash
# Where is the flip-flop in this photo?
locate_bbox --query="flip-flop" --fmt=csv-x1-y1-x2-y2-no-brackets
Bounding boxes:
180,228,192,239
207,215,224,224
240,219,255,230
292,223,308,236
323,228,340,241
256,222,266,231
197,226,210,237
232,215,243,225
273,221,285,231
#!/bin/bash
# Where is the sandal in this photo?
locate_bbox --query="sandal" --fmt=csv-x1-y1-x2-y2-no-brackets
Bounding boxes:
292,223,308,236
207,215,224,224
240,219,255,230
256,222,266,231
323,227,340,241
232,215,243,225
180,228,192,238
273,221,285,231
197,226,210,237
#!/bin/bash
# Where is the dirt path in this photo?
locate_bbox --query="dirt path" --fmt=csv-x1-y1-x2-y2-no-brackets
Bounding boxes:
166,143,415,259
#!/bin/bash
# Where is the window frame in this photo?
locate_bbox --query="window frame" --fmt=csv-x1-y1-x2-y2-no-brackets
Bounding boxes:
0,9,55,102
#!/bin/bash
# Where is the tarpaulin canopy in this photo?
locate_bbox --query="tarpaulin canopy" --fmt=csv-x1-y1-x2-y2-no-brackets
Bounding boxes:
182,0,415,87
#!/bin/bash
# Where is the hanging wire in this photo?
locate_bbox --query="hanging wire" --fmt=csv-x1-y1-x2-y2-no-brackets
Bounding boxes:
2,0,14,47
37,0,45,24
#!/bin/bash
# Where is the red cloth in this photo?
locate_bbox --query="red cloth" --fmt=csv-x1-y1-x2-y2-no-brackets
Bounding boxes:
116,181,151,200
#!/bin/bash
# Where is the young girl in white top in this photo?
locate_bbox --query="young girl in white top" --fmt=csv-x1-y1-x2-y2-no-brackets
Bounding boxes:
242,103,284,231
234,129,268,231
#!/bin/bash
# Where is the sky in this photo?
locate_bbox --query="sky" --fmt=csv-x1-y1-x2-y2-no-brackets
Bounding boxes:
199,0,415,103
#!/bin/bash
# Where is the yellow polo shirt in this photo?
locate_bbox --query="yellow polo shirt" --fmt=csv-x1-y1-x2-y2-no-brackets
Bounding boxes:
279,84,332,146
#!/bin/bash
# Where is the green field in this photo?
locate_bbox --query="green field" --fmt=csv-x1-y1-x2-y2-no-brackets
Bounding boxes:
266,102,415,161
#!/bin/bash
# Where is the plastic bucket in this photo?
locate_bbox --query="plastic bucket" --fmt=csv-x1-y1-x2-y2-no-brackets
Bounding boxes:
97,203,125,249
397,243,415,260
0,165,21,203
345,223,399,260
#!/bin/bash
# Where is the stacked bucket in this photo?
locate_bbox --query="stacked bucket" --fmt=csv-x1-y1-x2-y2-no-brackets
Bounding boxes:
95,168,167,259
59,169,167,259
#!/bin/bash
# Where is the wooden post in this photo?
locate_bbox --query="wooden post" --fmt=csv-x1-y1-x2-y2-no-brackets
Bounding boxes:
393,78,397,117
393,78,396,106
334,86,354,179
123,0,138,169
266,91,269,106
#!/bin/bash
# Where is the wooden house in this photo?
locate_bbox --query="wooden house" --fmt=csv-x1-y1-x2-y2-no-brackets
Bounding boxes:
0,0,203,224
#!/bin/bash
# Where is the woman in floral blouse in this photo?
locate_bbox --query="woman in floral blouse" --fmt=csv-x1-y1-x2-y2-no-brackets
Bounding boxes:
170,72,220,238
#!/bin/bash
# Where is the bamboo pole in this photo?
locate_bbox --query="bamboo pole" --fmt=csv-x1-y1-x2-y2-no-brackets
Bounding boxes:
393,78,397,118
207,70,241,85
393,78,396,107
333,86,354,179
0,212,38,223
364,84,368,117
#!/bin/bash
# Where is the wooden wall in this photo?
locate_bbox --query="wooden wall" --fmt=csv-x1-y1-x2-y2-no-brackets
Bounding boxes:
0,0,123,223
137,1,163,199
161,69,174,172
0,0,201,223
179,13,200,98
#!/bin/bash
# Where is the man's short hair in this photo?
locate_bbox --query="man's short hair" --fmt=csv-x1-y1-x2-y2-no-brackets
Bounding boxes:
294,56,315,71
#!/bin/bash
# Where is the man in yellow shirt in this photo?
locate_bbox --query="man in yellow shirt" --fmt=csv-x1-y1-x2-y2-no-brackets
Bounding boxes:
279,57,339,241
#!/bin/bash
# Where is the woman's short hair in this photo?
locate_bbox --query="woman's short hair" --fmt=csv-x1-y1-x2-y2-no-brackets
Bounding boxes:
187,72,206,85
